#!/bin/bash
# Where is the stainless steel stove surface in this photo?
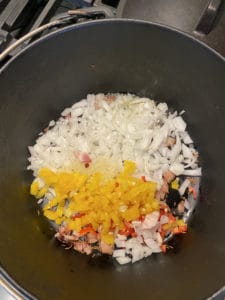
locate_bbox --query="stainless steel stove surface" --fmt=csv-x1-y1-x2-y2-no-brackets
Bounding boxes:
0,0,224,299
122,0,225,56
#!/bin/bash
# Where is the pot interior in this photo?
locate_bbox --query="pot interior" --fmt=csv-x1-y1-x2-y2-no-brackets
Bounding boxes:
0,20,225,300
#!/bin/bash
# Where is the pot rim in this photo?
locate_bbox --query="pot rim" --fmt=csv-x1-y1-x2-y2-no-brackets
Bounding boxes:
0,18,224,75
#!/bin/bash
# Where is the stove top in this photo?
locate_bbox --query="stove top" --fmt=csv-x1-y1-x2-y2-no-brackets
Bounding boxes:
0,0,225,60
122,0,225,57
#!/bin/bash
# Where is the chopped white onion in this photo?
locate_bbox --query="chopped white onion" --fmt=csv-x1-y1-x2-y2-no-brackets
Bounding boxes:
113,249,126,258
184,199,191,210
116,234,127,241
49,120,55,127
144,238,161,253
182,144,193,159
172,116,187,131
28,93,201,265
179,179,190,195
116,256,131,265
160,215,169,225
132,246,144,263
169,162,184,176
142,211,160,229
61,107,71,116
28,94,200,188
143,246,153,257
182,168,202,176
115,240,126,248
180,131,193,144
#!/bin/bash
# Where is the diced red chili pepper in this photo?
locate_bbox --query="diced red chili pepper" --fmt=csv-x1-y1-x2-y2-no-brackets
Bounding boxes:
189,186,197,199
79,225,97,236
172,225,187,235
160,209,166,216
131,230,137,238
118,229,130,236
168,214,176,222
138,215,145,221
71,212,85,220
161,244,167,253
141,175,146,182
179,225,187,233
119,224,136,237
124,221,132,227
160,230,165,239
172,226,179,235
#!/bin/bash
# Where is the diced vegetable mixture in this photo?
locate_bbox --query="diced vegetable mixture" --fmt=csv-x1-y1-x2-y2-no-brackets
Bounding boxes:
28,94,200,264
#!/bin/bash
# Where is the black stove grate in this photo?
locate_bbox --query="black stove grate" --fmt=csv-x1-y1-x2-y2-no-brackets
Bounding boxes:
0,0,224,59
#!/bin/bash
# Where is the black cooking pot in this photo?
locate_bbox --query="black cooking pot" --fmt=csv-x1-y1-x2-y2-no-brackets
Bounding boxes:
0,19,225,300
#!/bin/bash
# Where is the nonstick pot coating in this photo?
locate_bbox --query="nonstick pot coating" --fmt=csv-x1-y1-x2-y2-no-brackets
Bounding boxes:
0,19,225,300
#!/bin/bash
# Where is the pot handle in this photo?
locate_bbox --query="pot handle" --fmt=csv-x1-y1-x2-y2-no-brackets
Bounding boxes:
0,6,115,63
194,0,223,35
